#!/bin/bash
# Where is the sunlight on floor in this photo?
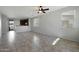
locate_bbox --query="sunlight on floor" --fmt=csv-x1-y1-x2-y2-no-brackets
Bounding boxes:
8,31,15,43
52,38,60,45
33,35,40,45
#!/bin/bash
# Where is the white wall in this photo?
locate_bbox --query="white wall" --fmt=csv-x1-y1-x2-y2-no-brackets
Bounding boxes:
1,14,9,35
31,6,79,42
0,14,1,37
14,19,31,32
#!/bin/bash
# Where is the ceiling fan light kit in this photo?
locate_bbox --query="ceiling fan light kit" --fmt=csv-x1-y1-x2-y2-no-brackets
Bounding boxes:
38,11,42,13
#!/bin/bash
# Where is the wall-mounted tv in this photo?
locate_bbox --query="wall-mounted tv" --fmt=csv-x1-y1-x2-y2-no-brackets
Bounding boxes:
20,19,29,26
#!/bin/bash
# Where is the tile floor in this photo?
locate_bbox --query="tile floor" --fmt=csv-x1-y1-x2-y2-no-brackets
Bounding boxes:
0,31,79,52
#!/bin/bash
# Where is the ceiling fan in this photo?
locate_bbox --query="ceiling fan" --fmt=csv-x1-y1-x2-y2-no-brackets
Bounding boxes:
37,6,49,14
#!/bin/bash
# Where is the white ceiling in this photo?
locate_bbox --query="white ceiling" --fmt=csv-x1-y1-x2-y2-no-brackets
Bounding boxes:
0,6,66,18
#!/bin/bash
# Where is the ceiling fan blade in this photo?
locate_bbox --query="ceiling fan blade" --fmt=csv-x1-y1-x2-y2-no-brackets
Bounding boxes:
43,8,49,11
37,11,40,13
42,11,46,13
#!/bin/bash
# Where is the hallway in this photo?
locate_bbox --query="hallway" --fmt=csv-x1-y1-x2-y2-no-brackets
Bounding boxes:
0,31,79,52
